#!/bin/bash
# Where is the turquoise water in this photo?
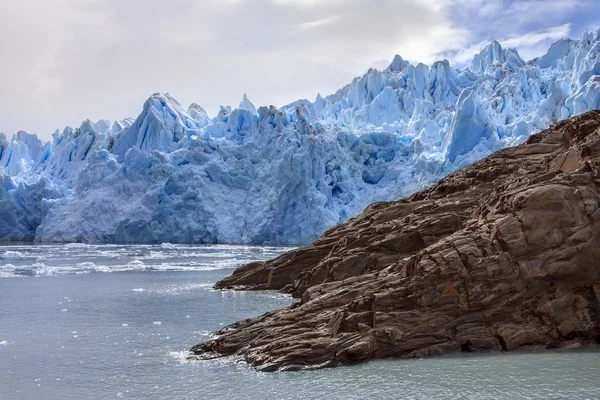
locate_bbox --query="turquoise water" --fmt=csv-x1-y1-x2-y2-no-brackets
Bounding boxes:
1,245,600,399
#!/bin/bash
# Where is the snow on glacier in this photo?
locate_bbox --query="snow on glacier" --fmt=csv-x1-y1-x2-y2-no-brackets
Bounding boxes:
3,29,600,244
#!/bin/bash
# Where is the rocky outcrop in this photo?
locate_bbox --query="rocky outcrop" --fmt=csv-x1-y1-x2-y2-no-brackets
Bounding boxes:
192,111,600,371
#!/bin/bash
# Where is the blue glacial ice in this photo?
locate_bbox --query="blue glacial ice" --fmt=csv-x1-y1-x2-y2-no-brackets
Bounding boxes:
3,29,600,244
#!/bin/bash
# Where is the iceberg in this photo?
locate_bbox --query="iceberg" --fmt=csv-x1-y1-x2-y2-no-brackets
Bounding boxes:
3,29,600,244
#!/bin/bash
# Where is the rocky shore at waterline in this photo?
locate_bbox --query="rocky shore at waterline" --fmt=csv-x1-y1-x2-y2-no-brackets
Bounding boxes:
192,111,600,371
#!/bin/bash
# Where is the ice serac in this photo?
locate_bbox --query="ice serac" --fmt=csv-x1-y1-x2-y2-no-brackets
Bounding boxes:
0,131,43,176
444,89,493,163
111,93,198,161
470,40,525,75
537,38,576,69
4,29,600,244
195,110,600,371
0,176,61,241
386,54,409,73
239,94,258,115
188,104,211,127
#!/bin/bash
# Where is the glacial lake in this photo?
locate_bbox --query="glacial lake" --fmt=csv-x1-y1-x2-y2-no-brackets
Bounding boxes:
1,244,600,399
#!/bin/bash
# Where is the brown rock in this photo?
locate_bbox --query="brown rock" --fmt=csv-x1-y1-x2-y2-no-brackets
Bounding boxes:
192,111,600,371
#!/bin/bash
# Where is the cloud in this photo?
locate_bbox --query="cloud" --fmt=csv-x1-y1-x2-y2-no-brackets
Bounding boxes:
502,24,571,48
442,23,573,66
502,24,572,61
0,0,596,139
0,0,471,139
441,0,595,66
449,0,586,36
293,15,344,32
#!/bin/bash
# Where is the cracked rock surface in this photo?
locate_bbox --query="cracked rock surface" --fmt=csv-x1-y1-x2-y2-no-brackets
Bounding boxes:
192,111,600,371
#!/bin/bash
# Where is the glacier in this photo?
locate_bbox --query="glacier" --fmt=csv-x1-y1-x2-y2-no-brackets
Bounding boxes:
3,29,600,244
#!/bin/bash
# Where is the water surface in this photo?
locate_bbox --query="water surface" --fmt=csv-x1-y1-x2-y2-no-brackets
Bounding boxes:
1,244,599,399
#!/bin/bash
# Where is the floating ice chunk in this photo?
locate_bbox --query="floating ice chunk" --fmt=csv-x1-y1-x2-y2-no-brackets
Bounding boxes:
3,251,23,258
76,262,95,267
64,243,88,248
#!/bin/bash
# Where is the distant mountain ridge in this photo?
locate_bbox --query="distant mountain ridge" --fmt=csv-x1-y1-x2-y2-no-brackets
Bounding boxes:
2,29,600,244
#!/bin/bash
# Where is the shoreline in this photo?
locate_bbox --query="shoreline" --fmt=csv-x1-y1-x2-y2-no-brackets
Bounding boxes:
192,111,600,371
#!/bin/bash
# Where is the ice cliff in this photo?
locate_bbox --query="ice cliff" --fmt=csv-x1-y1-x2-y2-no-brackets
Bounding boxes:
2,30,600,244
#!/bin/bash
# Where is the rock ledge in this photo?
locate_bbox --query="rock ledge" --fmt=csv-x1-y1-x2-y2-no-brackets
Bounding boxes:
192,111,600,371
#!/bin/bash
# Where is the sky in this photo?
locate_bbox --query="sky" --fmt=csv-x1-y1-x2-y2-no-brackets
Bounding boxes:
0,0,598,140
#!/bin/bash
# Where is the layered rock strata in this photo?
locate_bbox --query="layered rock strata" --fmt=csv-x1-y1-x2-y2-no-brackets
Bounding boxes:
193,111,600,371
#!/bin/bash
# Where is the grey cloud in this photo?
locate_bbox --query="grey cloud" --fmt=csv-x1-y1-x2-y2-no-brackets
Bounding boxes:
0,0,586,140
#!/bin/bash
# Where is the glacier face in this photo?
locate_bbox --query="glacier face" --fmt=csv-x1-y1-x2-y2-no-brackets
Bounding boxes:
3,30,600,244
